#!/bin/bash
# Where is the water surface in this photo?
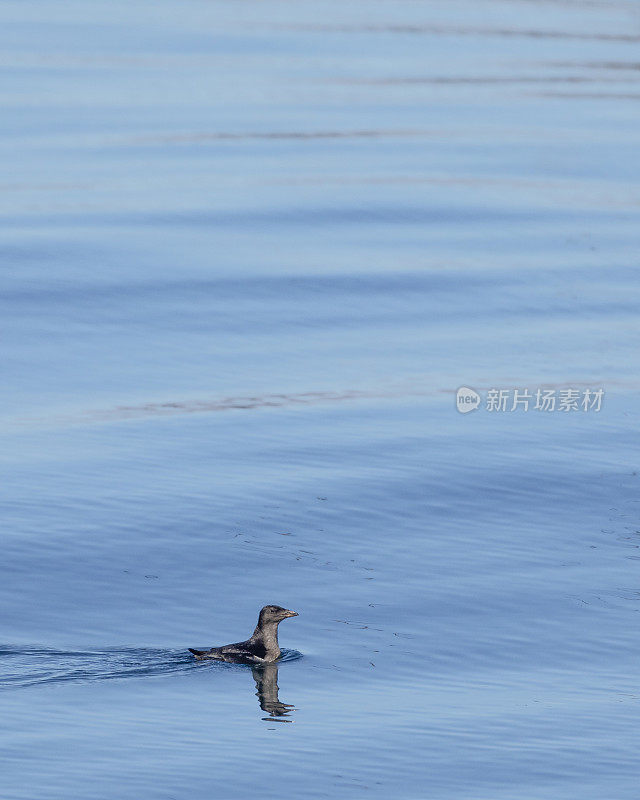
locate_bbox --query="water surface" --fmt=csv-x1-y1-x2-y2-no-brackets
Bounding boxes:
2,1,640,798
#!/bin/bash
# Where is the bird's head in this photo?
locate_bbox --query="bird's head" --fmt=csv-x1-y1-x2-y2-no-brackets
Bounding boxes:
259,605,298,625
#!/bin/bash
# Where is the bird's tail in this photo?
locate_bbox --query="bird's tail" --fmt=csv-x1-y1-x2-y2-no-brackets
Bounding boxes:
188,648,206,658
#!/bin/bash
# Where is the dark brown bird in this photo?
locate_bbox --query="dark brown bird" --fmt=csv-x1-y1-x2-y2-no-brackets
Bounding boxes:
188,605,298,664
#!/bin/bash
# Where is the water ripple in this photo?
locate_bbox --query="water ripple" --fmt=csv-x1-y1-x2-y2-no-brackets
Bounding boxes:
15,388,423,428
284,24,640,43
0,646,302,690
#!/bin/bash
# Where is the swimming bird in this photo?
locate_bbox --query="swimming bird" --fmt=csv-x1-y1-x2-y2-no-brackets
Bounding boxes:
188,605,298,664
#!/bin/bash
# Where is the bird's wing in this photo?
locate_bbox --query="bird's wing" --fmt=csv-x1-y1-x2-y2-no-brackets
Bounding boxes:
218,642,266,664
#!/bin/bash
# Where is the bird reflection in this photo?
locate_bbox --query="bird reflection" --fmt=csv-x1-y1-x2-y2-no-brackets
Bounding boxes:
251,663,295,720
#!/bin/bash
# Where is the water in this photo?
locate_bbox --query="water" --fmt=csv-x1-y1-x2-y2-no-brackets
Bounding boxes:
2,0,640,797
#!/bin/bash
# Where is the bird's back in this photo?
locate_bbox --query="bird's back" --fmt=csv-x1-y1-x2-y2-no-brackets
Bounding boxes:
189,637,270,663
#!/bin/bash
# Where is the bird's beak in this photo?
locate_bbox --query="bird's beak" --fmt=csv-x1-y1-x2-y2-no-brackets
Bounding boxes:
283,610,298,618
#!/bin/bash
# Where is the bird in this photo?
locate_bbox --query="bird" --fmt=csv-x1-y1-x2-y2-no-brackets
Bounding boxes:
188,605,298,663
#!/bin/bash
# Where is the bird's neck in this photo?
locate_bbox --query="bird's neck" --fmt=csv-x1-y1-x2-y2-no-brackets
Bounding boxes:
253,621,281,658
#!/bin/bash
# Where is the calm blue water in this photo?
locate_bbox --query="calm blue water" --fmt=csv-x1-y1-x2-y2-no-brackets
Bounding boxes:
2,1,640,798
